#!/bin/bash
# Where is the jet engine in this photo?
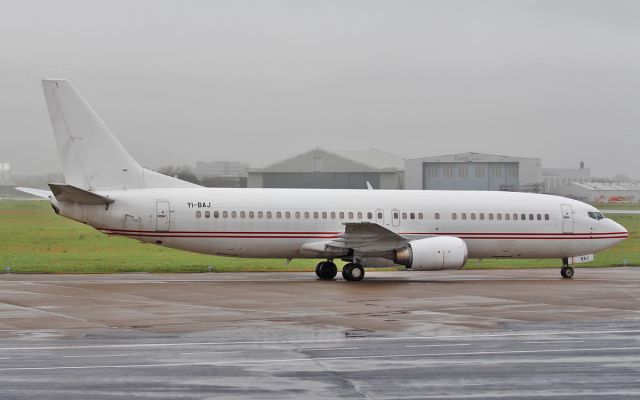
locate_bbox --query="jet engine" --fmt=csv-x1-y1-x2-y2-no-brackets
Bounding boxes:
395,236,468,271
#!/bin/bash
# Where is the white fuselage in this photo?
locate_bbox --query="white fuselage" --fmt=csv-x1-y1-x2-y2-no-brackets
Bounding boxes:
56,188,628,262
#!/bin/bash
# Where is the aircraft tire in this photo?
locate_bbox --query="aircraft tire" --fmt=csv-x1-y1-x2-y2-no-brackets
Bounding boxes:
561,266,574,279
343,263,365,281
317,261,337,280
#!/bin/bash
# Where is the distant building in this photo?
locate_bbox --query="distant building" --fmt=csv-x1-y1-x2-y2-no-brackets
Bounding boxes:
555,181,640,203
542,165,591,194
405,152,542,192
0,162,13,185
0,162,24,198
195,161,249,188
248,148,404,189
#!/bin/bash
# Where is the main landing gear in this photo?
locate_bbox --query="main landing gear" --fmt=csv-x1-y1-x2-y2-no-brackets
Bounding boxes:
342,263,365,282
315,261,337,280
315,260,365,281
561,257,574,279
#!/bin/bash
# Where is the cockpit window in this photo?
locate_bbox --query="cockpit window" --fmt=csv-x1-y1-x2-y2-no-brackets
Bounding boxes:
588,211,605,220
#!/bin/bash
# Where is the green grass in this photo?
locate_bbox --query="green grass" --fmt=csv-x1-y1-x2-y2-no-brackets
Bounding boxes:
590,202,640,210
0,199,637,273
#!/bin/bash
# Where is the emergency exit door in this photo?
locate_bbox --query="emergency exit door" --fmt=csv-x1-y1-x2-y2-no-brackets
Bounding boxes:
156,201,171,232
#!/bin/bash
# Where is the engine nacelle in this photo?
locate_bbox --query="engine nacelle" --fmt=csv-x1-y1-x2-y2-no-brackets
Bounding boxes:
395,236,468,271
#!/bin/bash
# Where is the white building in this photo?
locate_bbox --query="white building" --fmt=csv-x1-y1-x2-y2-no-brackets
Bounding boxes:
542,166,591,194
555,182,640,203
0,162,14,185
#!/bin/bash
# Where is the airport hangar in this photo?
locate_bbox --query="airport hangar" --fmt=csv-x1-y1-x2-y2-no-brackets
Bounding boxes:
247,148,405,189
404,152,543,192
245,150,593,195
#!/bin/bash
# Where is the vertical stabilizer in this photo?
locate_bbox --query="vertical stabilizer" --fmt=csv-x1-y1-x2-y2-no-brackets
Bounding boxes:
42,79,198,190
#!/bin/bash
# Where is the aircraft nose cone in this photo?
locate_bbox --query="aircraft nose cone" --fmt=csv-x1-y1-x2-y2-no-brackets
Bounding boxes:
610,219,628,237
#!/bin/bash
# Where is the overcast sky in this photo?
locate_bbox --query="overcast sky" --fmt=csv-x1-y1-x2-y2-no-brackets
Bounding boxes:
1,0,639,178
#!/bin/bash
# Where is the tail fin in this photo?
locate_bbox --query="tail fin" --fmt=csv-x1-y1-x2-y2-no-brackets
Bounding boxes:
42,79,199,190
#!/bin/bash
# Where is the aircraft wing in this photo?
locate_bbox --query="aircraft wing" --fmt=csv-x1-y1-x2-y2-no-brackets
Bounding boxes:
15,187,52,199
329,222,409,253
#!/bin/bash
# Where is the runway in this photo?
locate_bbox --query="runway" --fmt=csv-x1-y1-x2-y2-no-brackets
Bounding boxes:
1,268,640,399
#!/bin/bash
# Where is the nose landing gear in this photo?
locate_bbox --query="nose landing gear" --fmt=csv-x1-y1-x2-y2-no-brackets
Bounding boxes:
561,257,574,279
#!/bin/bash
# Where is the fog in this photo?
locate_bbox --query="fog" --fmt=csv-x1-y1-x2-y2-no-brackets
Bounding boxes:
1,0,639,177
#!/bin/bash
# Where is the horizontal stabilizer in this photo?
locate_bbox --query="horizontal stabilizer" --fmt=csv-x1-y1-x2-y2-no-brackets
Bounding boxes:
48,183,114,205
15,187,52,199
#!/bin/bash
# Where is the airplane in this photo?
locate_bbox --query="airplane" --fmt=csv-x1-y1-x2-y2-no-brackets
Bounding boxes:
17,79,628,281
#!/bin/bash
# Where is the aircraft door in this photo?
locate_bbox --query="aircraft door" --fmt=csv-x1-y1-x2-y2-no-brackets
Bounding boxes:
561,204,574,233
391,208,400,227
156,201,171,232
376,208,385,226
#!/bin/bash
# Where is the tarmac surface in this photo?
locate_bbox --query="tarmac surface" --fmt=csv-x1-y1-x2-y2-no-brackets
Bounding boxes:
1,267,639,399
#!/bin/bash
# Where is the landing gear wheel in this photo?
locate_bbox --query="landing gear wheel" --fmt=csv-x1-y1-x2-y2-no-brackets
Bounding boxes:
316,261,337,280
561,266,574,279
342,263,365,281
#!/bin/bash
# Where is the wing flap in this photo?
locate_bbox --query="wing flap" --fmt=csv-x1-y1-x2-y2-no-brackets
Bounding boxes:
328,222,409,253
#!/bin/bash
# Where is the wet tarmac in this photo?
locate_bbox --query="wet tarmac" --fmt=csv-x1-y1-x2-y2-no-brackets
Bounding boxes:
1,268,639,399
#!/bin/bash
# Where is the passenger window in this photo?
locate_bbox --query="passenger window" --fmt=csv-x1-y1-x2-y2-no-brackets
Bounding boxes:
394,212,399,219
258,211,263,219
357,212,363,219
505,213,510,220
214,211,220,218
402,212,407,219
231,211,237,218
544,214,549,220
497,213,502,220
249,211,255,218
452,213,457,220
331,212,336,219
418,213,423,220
223,211,228,218
322,212,328,219
479,213,485,220
277,211,282,219
378,212,383,219
240,211,246,218
513,213,518,220
521,214,526,220
266,211,272,219
489,213,494,220
471,213,476,220
295,212,300,219
410,212,415,220
367,212,373,219
304,212,310,219
461,213,467,220
204,211,210,218
285,211,291,219
313,212,319,219
339,212,345,219
529,214,534,220
196,211,202,218
537,214,541,220
435,212,440,220
349,212,354,219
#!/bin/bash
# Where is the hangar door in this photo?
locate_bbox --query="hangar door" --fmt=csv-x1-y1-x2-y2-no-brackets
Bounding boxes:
263,172,380,189
423,162,519,190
